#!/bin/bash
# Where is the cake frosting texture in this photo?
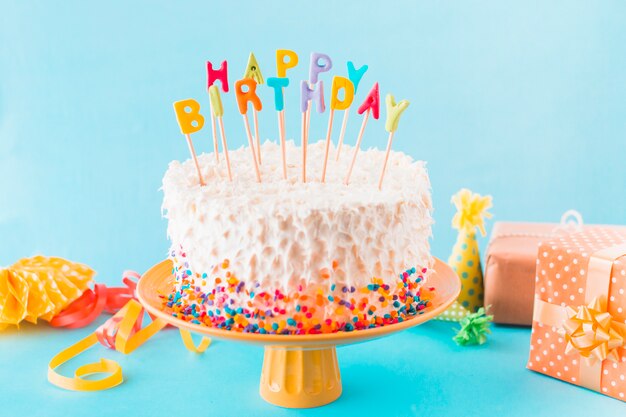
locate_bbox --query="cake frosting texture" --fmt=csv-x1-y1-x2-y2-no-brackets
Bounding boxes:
162,140,434,333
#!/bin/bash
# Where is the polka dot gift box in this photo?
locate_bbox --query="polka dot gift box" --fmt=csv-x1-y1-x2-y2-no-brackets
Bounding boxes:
527,227,626,401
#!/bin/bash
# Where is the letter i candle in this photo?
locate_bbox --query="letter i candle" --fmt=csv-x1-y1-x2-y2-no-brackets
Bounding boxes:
208,86,232,181
345,82,380,185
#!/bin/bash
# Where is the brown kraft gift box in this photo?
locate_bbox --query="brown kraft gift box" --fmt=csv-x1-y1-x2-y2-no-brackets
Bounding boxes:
484,222,576,326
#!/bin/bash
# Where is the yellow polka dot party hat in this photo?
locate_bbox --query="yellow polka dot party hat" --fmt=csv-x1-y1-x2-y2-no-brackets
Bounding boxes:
437,188,493,322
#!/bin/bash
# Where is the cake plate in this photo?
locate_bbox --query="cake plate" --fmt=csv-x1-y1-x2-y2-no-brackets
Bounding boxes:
137,258,460,408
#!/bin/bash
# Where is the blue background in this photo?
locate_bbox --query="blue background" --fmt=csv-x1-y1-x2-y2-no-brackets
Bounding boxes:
1,1,625,415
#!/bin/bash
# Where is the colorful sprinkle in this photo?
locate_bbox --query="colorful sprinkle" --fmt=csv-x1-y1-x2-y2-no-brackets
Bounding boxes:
164,247,433,335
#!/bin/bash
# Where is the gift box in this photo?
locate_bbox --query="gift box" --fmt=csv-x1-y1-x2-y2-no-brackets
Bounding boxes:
527,227,626,401
484,221,576,326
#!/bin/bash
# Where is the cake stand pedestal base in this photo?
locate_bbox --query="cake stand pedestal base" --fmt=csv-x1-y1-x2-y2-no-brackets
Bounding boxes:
137,258,461,408
260,345,342,408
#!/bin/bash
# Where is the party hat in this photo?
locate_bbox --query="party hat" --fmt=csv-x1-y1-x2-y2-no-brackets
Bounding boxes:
437,188,493,322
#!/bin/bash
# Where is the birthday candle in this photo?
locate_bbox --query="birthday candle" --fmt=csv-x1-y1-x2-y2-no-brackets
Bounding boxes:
345,82,380,185
173,99,206,186
296,52,332,181
267,76,290,179
206,60,229,163
276,49,299,78
336,61,368,160
321,76,354,182
300,80,326,183
309,52,333,84
378,94,409,190
243,53,265,164
235,78,262,182
271,49,299,180
208,85,232,181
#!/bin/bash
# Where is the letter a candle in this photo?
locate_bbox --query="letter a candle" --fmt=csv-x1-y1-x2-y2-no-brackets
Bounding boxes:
345,82,380,185
235,78,262,182
173,99,206,186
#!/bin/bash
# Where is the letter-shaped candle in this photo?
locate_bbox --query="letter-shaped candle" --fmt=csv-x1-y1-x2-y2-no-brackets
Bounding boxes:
276,49,298,78
357,82,380,119
385,94,410,133
347,61,368,93
267,77,289,111
378,94,410,190
208,86,224,117
336,62,368,161
235,78,263,114
330,76,355,111
242,53,264,164
208,86,232,181
267,77,290,179
320,76,354,182
207,60,229,92
173,99,206,185
345,83,380,185
234,79,262,182
309,52,333,84
243,52,264,85
173,99,204,134
300,80,325,113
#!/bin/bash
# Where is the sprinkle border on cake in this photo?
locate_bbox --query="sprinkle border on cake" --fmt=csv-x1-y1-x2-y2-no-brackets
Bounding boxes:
162,247,434,335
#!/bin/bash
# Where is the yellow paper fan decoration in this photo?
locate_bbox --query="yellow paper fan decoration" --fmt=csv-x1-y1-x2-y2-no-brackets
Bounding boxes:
437,189,493,322
0,256,94,330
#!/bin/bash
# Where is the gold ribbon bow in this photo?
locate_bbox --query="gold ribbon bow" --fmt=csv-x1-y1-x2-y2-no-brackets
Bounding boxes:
561,297,625,365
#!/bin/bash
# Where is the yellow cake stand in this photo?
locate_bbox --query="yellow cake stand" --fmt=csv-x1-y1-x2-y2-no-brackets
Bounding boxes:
137,258,460,409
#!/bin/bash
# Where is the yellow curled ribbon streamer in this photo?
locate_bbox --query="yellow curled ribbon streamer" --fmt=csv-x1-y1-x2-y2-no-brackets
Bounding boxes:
180,328,212,353
48,299,210,391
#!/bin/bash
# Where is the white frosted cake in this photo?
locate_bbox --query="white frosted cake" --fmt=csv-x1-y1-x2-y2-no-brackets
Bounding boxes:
162,140,434,334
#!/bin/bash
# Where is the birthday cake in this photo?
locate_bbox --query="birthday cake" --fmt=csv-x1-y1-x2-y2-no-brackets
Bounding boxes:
162,140,434,334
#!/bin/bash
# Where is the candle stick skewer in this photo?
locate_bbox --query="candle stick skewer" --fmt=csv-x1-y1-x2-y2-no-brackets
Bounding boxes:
279,109,287,179
321,108,335,183
243,113,262,182
344,109,370,185
377,131,394,190
378,94,410,191
217,116,232,181
173,99,207,186
253,109,262,164
185,133,206,186
301,105,308,183
209,107,220,163
335,108,350,161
